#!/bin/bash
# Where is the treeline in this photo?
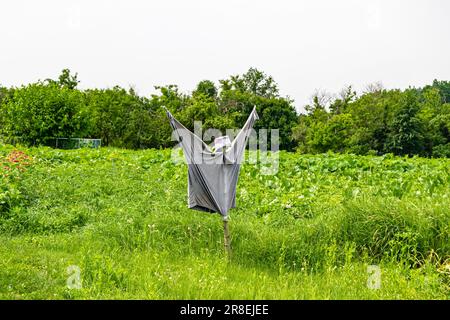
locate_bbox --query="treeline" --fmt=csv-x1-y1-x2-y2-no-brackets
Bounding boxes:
294,81,450,157
0,68,449,157
0,68,297,150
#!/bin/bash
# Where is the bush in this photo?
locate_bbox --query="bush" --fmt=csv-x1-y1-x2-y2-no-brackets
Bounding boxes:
432,143,450,158
0,82,86,146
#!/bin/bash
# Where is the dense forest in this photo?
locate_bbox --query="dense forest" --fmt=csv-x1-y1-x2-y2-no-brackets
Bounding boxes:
0,68,449,157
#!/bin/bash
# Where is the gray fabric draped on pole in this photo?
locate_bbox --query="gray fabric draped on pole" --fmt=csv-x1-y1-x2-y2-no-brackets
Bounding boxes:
164,107,259,217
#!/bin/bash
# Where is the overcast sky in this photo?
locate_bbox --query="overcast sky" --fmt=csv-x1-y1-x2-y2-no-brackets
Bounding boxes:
1,0,449,112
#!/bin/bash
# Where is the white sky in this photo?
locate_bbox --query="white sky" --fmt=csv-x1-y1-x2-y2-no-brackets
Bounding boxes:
1,0,449,112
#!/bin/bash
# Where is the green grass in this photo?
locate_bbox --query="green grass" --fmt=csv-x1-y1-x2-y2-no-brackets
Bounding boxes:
0,146,449,299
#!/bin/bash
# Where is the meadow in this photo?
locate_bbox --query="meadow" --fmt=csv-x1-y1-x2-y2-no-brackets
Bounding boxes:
0,145,449,299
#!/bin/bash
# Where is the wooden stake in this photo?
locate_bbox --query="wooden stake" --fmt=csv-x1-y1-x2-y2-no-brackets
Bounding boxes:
223,215,232,260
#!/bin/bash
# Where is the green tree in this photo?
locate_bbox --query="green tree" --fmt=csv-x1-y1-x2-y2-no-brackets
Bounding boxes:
44,69,79,89
148,85,190,147
329,86,356,115
220,67,279,98
58,69,79,89
384,90,424,156
424,79,450,104
307,113,354,153
219,69,297,150
151,85,188,113
418,87,450,157
0,82,86,145
193,80,217,100
85,86,156,148
346,90,402,154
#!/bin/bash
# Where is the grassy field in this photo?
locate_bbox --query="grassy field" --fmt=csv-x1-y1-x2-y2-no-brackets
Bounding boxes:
0,145,449,299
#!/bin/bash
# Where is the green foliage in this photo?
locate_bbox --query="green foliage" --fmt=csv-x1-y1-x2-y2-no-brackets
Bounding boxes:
253,96,298,150
0,149,33,215
219,67,279,98
84,86,159,149
294,83,450,157
177,94,234,135
384,89,424,156
424,79,450,104
0,67,297,151
193,80,217,100
58,69,80,89
0,86,9,133
307,113,355,153
0,146,448,299
44,69,79,89
1,69,449,157
151,84,189,113
329,85,357,115
219,70,297,150
0,81,86,145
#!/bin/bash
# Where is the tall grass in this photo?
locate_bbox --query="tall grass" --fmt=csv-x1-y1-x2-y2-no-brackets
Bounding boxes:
0,146,448,299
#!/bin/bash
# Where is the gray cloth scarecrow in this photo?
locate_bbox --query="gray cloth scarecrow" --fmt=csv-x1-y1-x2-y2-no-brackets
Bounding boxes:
164,107,259,217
